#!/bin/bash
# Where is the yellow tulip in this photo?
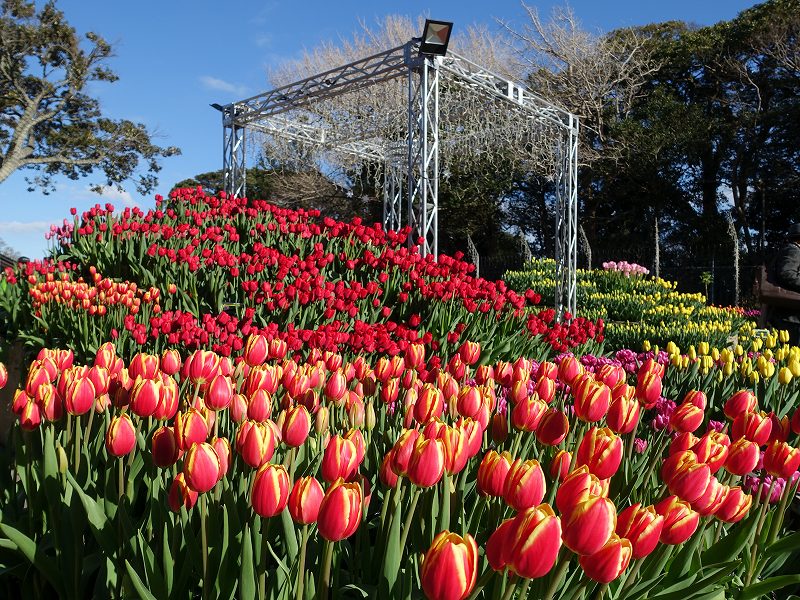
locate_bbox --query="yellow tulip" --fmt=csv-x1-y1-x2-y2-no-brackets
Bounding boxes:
698,341,709,356
749,371,760,385
779,367,793,385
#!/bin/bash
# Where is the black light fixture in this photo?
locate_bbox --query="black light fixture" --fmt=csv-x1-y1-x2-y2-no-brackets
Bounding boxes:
210,103,224,111
419,19,453,56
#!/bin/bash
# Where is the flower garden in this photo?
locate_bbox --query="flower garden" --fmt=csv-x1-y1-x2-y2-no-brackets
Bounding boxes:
0,188,799,599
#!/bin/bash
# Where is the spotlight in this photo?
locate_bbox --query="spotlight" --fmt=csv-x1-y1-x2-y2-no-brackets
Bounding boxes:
419,19,453,56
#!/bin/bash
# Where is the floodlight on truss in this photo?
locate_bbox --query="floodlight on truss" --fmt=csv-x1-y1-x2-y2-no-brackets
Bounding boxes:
420,20,453,56
214,30,579,317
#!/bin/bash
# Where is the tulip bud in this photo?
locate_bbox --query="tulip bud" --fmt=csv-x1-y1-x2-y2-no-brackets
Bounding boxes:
576,427,623,480
391,429,421,476
314,405,329,434
0,362,7,390
503,459,546,511
168,473,198,512
251,463,290,517
183,442,221,493
562,495,617,555
490,412,508,444
105,414,137,457
511,394,548,432
579,534,632,583
731,411,771,446
317,478,363,541
151,426,181,468
458,341,480,366
380,450,399,488
160,349,182,376
556,466,609,516
616,503,663,559
56,444,69,474
635,371,662,409
485,518,515,572
557,355,583,387
64,376,96,416
414,384,444,425
205,374,233,411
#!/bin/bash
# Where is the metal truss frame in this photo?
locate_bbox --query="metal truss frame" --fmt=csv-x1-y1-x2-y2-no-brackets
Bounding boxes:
217,38,579,315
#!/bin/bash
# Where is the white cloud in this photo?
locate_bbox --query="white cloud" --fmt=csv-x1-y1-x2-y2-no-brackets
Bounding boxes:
0,220,51,233
200,76,249,96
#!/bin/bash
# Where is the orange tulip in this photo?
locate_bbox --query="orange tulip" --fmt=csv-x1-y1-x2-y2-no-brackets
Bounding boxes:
317,478,363,541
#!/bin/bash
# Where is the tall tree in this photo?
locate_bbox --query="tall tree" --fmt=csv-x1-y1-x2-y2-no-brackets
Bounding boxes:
0,0,179,194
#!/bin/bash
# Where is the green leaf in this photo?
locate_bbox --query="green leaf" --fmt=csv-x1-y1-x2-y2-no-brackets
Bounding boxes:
0,522,65,597
240,523,256,600
766,530,800,557
648,563,736,600
125,559,158,600
65,470,118,557
738,575,800,600
703,513,757,565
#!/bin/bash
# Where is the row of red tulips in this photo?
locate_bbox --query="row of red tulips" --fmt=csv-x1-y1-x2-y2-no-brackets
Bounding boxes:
1,335,799,599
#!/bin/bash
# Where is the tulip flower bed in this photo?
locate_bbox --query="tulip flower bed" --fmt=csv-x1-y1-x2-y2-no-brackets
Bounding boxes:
505,259,750,350
1,338,800,599
0,189,603,365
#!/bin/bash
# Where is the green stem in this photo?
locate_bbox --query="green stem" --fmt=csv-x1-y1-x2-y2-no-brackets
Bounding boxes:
617,557,643,599
317,539,334,600
466,568,497,600
543,550,572,600
73,414,82,475
201,494,208,600
398,487,422,551
500,577,518,600
296,525,309,600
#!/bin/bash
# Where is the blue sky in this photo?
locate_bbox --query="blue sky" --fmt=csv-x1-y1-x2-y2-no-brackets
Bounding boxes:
0,0,758,259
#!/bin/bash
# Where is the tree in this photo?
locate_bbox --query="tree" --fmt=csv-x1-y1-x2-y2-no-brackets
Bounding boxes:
0,0,179,194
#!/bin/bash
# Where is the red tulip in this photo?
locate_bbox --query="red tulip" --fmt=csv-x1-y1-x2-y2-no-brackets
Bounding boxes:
503,459,546,511
763,440,800,479
151,426,181,467
458,341,480,366
415,384,444,424
160,349,182,376
535,408,570,446
669,402,704,433
288,476,324,524
724,390,757,420
129,353,160,380
573,379,611,423
615,503,663,559
579,534,632,583
236,420,277,468
420,531,478,600
732,411,772,446
212,436,231,480
724,438,760,476
0,362,7,390
174,408,209,451
408,438,446,487
561,495,616,555
251,463,290,517
555,465,608,516
716,487,752,523
321,435,359,483
282,405,311,447
511,394,548,432
635,371,661,409
576,427,623,480
693,431,730,473
183,442,221,493
64,376,96,416
391,429,421,476
507,503,562,578
168,473,198,512
655,496,699,545
105,413,137,457
244,334,269,367
550,450,571,482
317,478,363,541
129,376,161,418
607,394,640,435
205,374,233,411
477,450,512,497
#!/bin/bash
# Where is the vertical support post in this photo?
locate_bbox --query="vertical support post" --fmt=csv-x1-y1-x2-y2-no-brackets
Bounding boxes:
222,105,247,198
555,115,579,318
406,45,439,259
382,144,404,232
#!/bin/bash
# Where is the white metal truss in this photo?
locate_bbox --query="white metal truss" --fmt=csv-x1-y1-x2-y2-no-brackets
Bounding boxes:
217,38,580,316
